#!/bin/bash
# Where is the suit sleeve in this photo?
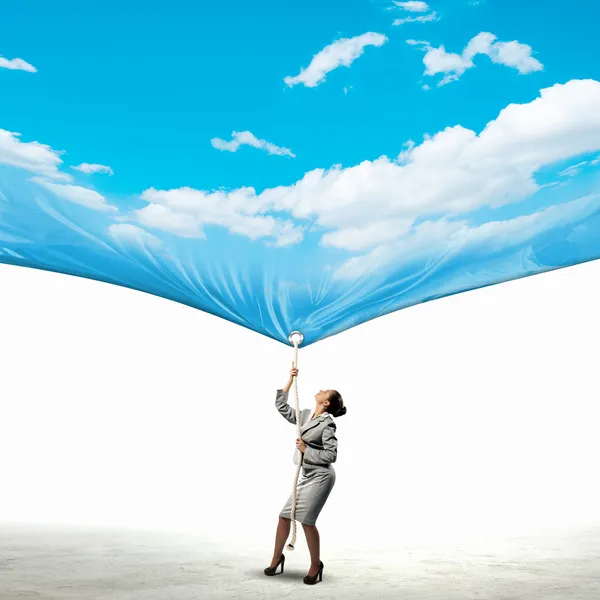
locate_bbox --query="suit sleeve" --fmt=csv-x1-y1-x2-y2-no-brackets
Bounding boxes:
275,389,297,424
303,421,338,466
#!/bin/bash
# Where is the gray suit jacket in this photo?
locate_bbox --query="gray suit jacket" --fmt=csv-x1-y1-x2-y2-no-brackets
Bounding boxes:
275,389,338,468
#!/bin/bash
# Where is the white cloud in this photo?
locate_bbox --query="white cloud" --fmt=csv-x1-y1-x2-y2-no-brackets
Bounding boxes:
259,77,597,230
332,194,600,280
210,131,295,157
332,218,465,280
394,13,439,25
108,224,163,248
0,55,37,73
422,47,471,85
122,80,600,257
321,219,414,251
133,186,305,246
271,222,305,247
244,81,600,243
134,201,203,238
72,163,114,176
393,1,438,25
0,129,69,181
394,1,431,12
0,129,121,216
284,32,387,88
559,155,600,175
466,33,544,74
559,161,589,177
409,31,543,86
31,177,118,213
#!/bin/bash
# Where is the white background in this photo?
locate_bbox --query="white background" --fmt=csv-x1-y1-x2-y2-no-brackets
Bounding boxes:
0,261,599,553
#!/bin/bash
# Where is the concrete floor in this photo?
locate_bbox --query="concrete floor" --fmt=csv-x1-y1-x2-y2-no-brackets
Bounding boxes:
1,524,599,599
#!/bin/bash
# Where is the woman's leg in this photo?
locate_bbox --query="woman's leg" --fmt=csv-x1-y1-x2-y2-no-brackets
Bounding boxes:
269,516,291,567
301,523,321,575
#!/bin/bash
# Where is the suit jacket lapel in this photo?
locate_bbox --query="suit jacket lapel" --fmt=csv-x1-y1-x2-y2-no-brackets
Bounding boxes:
301,414,327,434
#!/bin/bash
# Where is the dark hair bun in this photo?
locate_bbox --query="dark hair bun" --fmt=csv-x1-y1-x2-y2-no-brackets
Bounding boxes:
327,390,346,418
334,406,347,418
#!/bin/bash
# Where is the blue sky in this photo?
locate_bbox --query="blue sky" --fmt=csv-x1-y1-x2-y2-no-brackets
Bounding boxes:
1,0,600,345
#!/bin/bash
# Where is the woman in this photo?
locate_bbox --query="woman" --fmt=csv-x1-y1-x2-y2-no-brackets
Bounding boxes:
264,363,347,585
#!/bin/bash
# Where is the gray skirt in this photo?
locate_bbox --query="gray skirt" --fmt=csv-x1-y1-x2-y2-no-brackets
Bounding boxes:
279,465,336,526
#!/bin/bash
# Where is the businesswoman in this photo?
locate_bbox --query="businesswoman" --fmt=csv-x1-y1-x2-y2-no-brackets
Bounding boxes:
264,364,347,585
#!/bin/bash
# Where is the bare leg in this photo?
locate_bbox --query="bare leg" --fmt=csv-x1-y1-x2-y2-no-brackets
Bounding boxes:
269,516,291,568
302,523,321,576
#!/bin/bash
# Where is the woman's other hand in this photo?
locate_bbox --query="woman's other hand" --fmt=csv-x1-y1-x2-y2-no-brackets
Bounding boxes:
296,437,307,453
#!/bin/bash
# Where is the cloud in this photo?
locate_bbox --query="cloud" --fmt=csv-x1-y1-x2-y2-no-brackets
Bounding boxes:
258,78,600,235
211,131,295,157
0,55,37,73
284,32,387,88
409,31,543,86
559,155,600,176
394,1,431,11
133,201,203,238
124,80,600,259
0,129,120,216
472,35,544,73
31,177,118,213
108,223,163,249
332,194,600,280
394,13,439,25
133,186,305,246
393,1,439,25
559,161,589,177
332,218,465,280
72,163,114,175
0,129,69,181
321,219,414,251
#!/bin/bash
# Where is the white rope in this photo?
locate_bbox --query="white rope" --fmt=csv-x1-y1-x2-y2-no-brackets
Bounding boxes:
286,336,302,551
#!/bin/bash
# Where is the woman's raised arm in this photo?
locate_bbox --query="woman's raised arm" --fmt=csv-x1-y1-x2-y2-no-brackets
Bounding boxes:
275,363,299,424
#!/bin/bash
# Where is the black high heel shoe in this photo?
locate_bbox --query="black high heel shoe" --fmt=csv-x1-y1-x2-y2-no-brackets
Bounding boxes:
303,561,324,585
264,553,285,576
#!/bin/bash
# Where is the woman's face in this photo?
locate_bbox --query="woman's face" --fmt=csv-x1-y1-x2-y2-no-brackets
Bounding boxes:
315,389,331,407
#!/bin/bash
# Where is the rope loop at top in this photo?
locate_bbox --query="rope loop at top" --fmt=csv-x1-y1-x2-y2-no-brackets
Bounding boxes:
288,331,304,347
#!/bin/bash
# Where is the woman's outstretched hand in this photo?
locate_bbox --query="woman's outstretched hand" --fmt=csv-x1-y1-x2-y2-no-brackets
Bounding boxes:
282,362,299,393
